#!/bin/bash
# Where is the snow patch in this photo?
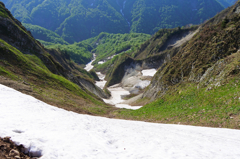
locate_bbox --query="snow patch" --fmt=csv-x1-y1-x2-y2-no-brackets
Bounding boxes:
84,54,96,71
95,72,107,89
115,104,142,110
103,86,142,110
1,84,240,158
142,69,157,77
98,61,105,64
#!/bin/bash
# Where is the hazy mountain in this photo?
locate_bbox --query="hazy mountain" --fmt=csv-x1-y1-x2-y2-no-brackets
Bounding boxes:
1,0,224,43
217,0,237,7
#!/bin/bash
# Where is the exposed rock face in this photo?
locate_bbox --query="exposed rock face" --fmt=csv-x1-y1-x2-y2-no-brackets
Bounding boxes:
75,77,110,99
105,57,136,87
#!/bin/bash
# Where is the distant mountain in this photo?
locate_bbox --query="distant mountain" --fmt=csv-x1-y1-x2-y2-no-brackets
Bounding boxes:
216,0,236,7
1,0,224,43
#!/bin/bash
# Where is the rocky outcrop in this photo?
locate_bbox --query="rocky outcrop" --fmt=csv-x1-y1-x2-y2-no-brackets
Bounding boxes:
0,137,38,159
143,0,240,100
74,76,110,99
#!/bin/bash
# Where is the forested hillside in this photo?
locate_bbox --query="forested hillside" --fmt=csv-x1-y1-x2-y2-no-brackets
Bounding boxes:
0,2,113,115
45,32,150,65
1,0,224,43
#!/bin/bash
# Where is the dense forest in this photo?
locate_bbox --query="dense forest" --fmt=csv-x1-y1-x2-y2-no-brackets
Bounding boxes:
45,32,151,64
2,0,224,43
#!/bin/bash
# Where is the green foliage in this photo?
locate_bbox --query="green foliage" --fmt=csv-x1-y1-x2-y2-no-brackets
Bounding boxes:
117,81,240,129
23,23,69,45
115,1,240,128
45,41,93,64
0,2,9,18
0,38,111,115
89,69,100,81
42,32,150,65
1,0,224,43
87,32,151,64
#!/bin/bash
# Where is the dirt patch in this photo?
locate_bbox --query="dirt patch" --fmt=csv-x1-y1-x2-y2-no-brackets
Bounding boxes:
0,137,37,159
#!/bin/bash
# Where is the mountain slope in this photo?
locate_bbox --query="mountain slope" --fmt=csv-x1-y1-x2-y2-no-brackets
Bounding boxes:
217,0,235,7
1,0,224,43
23,23,69,45
0,2,113,115
111,1,240,128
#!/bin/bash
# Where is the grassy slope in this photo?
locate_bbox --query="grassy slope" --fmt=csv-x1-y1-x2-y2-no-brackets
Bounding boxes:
114,1,240,129
0,38,113,115
116,80,240,129
0,3,113,116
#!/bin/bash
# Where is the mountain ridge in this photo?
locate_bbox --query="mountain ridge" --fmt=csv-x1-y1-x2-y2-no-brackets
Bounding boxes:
1,0,224,43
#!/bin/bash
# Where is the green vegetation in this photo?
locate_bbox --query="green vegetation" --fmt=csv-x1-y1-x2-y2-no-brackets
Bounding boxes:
44,32,150,65
0,38,112,115
45,41,93,64
23,23,69,45
0,3,114,116
0,2,9,18
116,81,240,129
1,0,224,42
85,32,151,64
110,1,240,129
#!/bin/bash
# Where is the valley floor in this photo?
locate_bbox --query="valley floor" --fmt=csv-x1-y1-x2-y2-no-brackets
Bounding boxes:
0,84,240,158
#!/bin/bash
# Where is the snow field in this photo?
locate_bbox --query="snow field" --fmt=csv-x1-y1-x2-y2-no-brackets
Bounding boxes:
1,84,240,158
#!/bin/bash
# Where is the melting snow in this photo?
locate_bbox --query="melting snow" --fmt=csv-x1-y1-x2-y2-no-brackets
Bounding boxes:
98,61,105,64
96,72,107,89
142,69,157,77
84,54,96,71
1,84,240,158
84,61,94,71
